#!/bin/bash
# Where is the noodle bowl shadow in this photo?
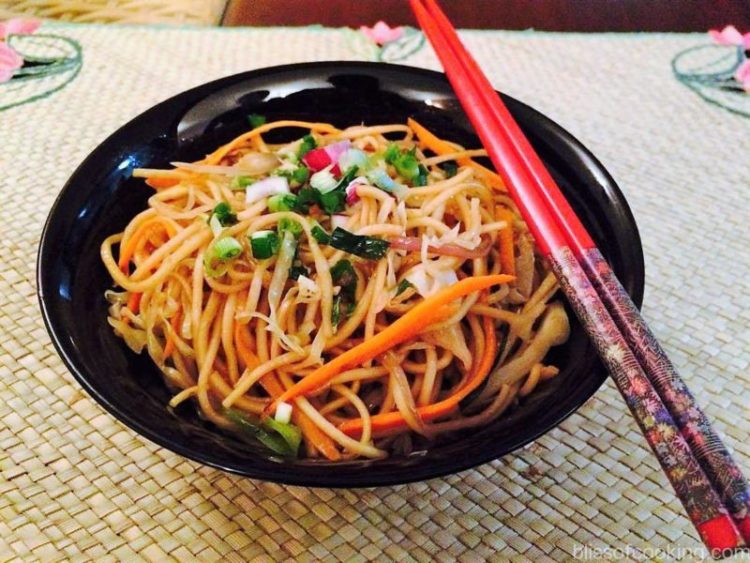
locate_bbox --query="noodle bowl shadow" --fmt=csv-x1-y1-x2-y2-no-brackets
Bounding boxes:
38,62,644,487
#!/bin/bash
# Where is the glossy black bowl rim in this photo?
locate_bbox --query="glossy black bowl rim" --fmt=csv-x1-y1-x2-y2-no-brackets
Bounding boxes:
37,61,644,487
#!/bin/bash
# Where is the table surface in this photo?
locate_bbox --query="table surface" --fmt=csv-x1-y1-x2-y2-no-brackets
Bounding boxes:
1,23,748,562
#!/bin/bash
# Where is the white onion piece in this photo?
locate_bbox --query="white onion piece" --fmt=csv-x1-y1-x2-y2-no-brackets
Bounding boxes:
245,176,290,205
324,140,351,163
267,231,296,320
405,264,459,298
275,402,293,424
237,152,280,175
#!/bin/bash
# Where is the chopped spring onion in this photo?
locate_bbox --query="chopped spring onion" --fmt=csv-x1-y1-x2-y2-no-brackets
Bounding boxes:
231,175,256,190
311,223,331,244
203,236,243,277
246,176,290,205
414,164,429,187
288,246,309,281
214,237,243,260
338,148,369,172
212,202,237,226
330,259,357,300
384,143,400,164
440,161,458,178
247,113,266,129
250,230,280,259
209,214,223,237
395,279,414,296
267,193,299,213
291,166,310,184
274,402,293,424
310,165,338,193
278,217,303,239
366,167,408,198
330,258,358,325
297,134,317,158
330,227,390,260
223,408,301,457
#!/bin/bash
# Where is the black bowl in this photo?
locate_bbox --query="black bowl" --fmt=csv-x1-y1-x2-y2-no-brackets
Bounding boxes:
38,62,644,487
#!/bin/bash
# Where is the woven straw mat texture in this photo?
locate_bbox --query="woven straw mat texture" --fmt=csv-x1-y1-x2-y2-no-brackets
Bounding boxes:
0,0,225,25
1,23,749,562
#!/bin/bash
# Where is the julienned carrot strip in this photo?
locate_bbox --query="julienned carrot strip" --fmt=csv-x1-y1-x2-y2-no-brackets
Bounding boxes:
339,313,497,438
118,217,178,273
408,118,506,191
145,177,180,189
234,323,340,461
271,275,514,411
496,208,516,276
163,310,182,359
126,292,142,315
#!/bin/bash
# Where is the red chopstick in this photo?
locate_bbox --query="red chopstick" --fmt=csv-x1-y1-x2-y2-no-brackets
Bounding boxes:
411,0,749,554
412,2,750,548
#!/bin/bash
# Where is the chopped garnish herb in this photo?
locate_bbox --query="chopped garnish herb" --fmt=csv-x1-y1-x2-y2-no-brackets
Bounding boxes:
330,227,390,260
277,217,303,239
204,236,243,277
295,187,318,214
274,165,310,187
231,175,256,190
310,166,338,193
330,259,357,300
297,134,317,158
250,230,280,259
247,113,266,129
385,145,427,185
212,202,238,226
288,247,309,280
384,143,400,164
311,224,331,244
223,408,301,457
267,193,299,213
292,166,310,184
213,237,243,260
440,161,458,178
318,189,347,214
331,260,357,324
395,279,414,296
414,164,429,187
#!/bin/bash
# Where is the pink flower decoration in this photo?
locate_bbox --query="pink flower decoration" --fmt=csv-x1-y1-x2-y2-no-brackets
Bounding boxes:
360,21,404,46
0,18,41,40
0,42,23,83
708,25,750,49
735,59,750,91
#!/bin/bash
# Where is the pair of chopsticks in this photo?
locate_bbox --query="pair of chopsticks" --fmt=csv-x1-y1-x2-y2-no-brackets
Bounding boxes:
410,0,750,555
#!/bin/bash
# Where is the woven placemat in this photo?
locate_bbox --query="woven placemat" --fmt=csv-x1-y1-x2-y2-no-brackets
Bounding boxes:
1,24,748,561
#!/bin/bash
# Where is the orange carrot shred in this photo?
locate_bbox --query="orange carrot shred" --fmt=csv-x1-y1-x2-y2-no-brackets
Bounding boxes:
408,118,506,191
270,275,513,412
234,323,340,461
339,312,497,438
118,217,177,273
163,310,182,359
145,177,180,189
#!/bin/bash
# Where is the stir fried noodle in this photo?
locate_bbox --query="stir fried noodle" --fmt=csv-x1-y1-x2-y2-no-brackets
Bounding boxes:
101,118,570,460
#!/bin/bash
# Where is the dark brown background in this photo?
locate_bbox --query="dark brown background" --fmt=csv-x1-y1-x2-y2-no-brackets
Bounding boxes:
223,0,750,32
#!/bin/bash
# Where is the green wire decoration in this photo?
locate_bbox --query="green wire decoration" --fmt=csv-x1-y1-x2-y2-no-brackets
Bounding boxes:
0,33,83,112
672,43,750,119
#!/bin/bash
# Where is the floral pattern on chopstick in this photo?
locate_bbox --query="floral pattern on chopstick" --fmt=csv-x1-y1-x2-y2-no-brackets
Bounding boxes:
579,247,750,525
549,246,730,534
346,21,425,62
672,25,750,118
0,19,83,112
